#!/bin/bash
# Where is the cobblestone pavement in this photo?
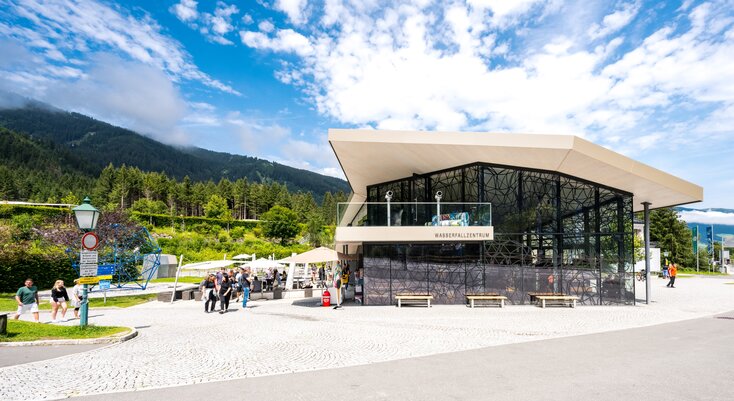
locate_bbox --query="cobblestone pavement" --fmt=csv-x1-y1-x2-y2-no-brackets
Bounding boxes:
1,277,732,400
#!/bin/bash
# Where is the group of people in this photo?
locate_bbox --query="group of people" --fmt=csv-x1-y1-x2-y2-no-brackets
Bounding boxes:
12,278,85,323
263,267,287,291
199,267,254,314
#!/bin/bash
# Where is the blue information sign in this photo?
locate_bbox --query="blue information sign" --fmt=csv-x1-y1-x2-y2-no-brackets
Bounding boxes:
99,280,111,290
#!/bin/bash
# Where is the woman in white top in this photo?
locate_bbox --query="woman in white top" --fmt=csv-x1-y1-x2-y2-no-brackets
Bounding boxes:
71,279,83,319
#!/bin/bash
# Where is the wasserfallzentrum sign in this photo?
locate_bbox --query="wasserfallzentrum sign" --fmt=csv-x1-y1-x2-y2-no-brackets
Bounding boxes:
335,226,494,242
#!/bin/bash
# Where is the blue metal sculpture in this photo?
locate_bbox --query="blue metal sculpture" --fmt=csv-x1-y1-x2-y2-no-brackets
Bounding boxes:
68,225,161,290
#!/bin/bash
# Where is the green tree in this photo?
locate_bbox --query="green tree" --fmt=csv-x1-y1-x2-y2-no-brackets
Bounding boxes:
305,212,325,247
260,205,300,245
60,191,80,206
649,208,695,268
204,194,231,220
131,198,168,214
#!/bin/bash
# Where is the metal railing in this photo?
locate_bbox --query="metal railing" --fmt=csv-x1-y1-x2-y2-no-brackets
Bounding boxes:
337,202,492,227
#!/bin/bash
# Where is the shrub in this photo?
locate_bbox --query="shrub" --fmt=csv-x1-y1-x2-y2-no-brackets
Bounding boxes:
0,251,75,292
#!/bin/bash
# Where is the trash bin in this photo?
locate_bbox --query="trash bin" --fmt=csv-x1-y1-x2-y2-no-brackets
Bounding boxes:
304,288,313,298
0,313,7,335
273,288,283,299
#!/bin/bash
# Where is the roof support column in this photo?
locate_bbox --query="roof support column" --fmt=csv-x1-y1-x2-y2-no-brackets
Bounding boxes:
643,201,651,304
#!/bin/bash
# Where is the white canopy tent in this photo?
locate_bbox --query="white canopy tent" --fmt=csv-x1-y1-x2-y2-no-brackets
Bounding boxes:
178,260,237,277
280,247,340,264
280,247,356,290
232,253,256,260
244,258,285,276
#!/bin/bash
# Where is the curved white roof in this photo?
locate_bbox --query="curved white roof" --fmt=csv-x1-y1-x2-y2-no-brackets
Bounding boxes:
328,129,703,212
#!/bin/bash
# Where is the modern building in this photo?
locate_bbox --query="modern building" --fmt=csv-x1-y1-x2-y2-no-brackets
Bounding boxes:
331,130,703,306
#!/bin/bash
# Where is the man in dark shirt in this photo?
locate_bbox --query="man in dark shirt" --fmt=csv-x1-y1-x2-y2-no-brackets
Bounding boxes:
14,278,40,322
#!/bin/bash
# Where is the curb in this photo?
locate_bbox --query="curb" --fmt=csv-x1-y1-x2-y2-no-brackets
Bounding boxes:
0,327,138,347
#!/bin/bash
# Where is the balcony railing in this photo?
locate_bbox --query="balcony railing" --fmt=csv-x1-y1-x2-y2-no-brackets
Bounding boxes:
337,202,492,227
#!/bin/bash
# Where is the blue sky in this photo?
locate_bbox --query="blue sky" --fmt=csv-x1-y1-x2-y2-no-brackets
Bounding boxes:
0,0,732,209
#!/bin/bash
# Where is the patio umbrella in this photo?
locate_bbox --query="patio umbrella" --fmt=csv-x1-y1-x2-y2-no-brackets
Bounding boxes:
245,258,285,270
281,247,340,264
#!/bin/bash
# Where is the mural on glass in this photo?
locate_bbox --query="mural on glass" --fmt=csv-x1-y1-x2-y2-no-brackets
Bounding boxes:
362,163,635,306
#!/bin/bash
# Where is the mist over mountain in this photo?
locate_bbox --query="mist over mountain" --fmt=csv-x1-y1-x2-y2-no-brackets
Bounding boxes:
0,94,349,199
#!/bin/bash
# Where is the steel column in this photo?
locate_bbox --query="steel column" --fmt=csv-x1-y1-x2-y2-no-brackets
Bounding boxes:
643,201,651,304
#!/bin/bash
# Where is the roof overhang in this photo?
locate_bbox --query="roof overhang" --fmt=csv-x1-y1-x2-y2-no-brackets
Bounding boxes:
328,129,703,212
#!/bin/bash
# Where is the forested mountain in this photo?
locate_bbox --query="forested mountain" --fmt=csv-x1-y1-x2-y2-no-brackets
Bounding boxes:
0,101,349,198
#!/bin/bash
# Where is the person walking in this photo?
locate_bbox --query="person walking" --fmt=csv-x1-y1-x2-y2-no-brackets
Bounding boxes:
667,263,677,288
13,278,40,323
200,274,217,313
239,269,251,308
235,269,243,302
662,260,669,279
50,280,70,323
318,265,325,288
219,275,232,313
71,279,83,319
274,268,281,288
265,268,273,291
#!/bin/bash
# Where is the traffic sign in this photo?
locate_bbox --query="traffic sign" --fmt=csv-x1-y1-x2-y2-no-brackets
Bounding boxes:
81,232,99,251
97,264,115,276
78,276,100,284
80,263,97,277
99,280,111,290
80,250,98,264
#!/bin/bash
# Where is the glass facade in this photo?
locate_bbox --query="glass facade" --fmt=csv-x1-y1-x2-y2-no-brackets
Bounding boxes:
362,163,635,305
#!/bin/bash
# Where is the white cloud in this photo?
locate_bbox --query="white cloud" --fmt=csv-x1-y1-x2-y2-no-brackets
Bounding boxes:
240,29,313,56
468,0,551,27
258,20,275,33
170,0,199,23
201,2,239,45
588,2,641,40
6,0,239,95
679,210,734,226
46,54,189,144
239,0,734,158
274,0,309,25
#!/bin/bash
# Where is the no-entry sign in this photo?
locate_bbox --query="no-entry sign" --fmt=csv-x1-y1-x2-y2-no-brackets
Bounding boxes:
81,232,99,251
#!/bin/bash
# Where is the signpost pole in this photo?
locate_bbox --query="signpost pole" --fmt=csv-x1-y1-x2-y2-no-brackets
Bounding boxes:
80,283,89,327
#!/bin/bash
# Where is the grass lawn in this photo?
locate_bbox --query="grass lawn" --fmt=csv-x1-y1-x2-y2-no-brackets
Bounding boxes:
150,276,204,284
678,270,727,276
0,320,129,342
0,293,156,312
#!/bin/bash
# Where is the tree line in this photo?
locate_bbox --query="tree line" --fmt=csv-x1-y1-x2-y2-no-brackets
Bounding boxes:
84,164,349,226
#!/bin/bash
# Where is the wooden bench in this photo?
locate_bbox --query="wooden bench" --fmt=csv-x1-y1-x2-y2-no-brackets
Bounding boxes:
395,293,433,308
527,292,565,303
466,293,507,308
535,295,579,308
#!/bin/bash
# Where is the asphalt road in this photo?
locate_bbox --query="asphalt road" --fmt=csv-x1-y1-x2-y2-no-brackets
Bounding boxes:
71,311,734,401
0,344,105,368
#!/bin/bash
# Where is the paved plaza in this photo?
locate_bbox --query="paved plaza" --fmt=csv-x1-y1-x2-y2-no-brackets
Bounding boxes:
1,276,733,400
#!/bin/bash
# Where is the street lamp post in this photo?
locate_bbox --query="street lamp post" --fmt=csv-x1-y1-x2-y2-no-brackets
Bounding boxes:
72,197,100,328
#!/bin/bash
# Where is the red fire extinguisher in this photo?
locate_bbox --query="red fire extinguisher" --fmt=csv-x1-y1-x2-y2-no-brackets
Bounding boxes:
322,289,331,307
